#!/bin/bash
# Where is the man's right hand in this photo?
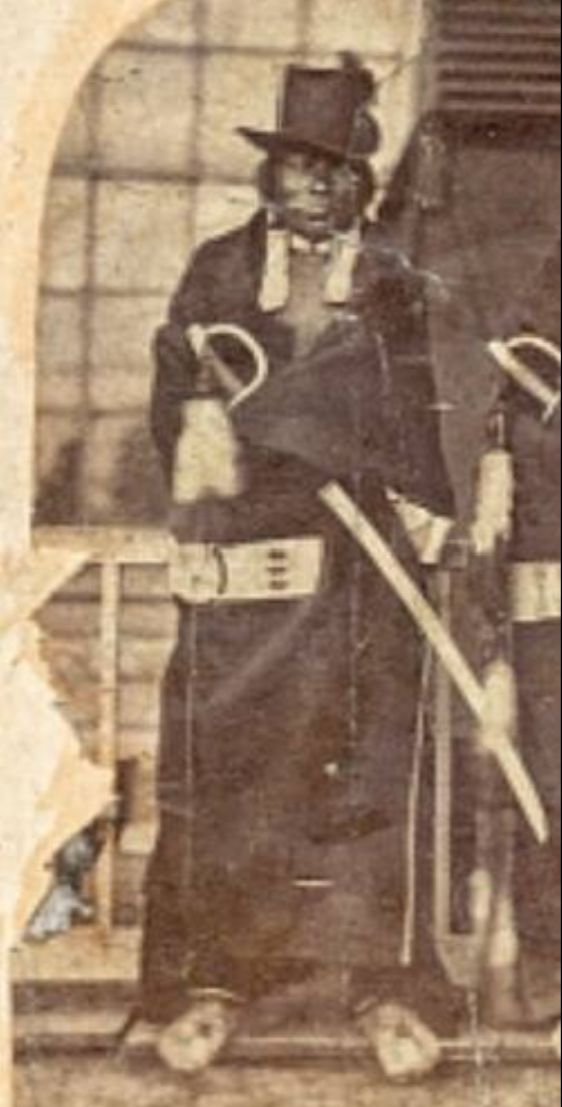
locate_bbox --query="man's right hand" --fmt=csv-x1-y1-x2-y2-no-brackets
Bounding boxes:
173,397,244,504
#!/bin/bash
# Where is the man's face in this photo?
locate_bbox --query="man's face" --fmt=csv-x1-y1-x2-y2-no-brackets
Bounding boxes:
274,151,363,242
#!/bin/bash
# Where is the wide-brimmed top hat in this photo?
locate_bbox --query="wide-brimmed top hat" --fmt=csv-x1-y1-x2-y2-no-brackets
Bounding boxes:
238,55,380,164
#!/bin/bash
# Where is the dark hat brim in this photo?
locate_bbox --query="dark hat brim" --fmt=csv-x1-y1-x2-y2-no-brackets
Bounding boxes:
238,126,370,164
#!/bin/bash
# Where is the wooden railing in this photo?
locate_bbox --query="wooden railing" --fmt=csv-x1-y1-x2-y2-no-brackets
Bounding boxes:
34,527,171,934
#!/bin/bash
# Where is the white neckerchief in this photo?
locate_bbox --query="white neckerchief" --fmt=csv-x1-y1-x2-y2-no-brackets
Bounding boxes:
259,219,361,314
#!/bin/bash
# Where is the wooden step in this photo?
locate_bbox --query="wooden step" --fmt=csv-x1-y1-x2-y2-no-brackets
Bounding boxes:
12,934,559,1066
11,927,140,983
14,1007,560,1068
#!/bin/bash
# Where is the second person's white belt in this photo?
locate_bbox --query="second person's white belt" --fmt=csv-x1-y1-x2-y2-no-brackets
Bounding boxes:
170,536,325,605
511,561,561,623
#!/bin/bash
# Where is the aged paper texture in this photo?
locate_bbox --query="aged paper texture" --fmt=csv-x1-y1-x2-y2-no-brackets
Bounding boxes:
0,1,560,1105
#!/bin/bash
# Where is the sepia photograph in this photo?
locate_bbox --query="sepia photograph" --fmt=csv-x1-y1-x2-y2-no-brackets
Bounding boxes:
0,1,560,1104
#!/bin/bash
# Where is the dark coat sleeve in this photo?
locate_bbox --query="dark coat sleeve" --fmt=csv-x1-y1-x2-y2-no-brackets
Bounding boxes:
392,315,455,518
363,245,455,517
150,242,218,485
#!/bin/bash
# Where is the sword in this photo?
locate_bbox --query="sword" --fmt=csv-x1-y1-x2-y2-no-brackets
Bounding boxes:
180,324,549,843
320,481,549,845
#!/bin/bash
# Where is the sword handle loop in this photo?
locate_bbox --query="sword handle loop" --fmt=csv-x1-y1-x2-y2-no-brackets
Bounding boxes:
187,323,269,409
488,335,561,424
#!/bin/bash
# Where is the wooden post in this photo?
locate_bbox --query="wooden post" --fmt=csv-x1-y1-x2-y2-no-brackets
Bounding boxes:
95,561,121,935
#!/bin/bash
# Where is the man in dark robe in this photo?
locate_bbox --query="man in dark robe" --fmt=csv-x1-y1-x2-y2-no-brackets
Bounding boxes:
469,246,560,1051
511,252,561,1042
499,249,560,1037
140,59,458,1079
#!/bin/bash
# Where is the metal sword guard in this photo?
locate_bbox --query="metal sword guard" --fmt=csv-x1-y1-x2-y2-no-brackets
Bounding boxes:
488,334,561,424
187,322,269,410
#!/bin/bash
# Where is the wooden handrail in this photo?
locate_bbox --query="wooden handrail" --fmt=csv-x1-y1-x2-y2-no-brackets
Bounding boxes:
34,527,171,565
0,548,88,635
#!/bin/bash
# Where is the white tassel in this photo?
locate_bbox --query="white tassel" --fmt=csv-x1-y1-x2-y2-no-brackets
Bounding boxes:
478,657,549,845
487,886,519,971
479,657,517,754
473,660,520,1000
469,867,494,950
173,398,244,504
471,448,514,557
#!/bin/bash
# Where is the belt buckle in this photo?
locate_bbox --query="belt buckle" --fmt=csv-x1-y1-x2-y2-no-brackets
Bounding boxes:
169,543,222,603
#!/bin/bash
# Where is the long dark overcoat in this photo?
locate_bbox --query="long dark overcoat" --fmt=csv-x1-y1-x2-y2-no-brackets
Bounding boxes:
141,210,454,1022
508,246,561,995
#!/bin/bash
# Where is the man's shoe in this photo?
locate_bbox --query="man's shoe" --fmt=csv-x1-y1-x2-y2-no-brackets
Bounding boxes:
357,1001,442,1083
157,990,242,1074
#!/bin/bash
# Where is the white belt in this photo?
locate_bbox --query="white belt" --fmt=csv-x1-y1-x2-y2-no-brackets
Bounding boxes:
511,561,561,623
170,537,325,605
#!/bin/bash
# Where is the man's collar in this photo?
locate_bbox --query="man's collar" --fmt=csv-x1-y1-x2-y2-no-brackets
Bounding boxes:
290,233,331,257
259,215,362,312
259,218,365,312
266,213,361,254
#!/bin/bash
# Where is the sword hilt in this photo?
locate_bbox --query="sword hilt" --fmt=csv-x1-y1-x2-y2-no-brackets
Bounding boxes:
187,323,269,409
488,335,561,424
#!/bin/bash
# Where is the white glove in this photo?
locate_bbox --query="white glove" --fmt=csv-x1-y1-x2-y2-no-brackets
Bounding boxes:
471,448,514,557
